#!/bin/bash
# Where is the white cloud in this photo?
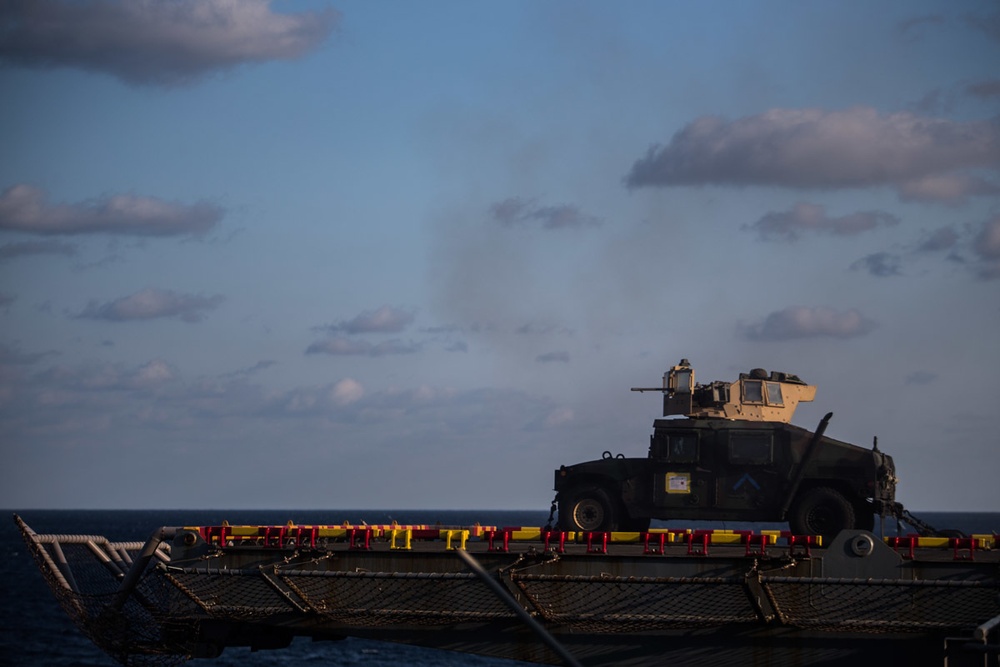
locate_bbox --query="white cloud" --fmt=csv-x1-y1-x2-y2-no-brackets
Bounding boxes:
0,185,223,236
490,197,602,230
745,202,899,241
320,305,416,335
135,359,174,385
329,378,364,406
305,337,421,357
31,358,175,393
626,107,1000,202
897,173,1000,204
0,0,339,86
740,306,877,341
77,288,225,323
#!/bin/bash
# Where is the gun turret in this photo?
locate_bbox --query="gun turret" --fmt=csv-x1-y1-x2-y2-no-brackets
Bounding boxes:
631,358,816,424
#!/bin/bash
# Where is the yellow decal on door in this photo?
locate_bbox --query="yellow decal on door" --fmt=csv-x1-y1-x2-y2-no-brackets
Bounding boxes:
666,472,690,494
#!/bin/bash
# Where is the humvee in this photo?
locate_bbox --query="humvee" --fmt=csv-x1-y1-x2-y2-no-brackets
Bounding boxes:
554,359,898,538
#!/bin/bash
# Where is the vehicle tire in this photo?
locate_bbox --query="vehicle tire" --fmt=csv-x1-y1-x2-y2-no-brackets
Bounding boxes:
789,487,856,538
560,487,618,532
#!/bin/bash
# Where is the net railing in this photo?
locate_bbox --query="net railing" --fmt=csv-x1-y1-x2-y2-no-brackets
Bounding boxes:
761,576,1000,633
512,573,761,633
18,528,187,667
280,569,517,626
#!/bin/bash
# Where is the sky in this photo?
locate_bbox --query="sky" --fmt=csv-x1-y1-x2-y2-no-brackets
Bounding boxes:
1,0,998,513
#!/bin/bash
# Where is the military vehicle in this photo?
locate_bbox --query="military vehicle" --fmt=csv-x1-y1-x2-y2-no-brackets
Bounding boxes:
555,359,899,537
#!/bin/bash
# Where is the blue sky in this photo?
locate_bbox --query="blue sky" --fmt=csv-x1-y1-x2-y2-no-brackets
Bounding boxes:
1,0,998,512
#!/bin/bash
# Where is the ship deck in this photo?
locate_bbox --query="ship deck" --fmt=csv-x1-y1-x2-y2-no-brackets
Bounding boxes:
14,515,1000,666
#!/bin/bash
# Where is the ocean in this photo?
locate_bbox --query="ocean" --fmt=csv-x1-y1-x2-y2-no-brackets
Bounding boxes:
2,509,997,666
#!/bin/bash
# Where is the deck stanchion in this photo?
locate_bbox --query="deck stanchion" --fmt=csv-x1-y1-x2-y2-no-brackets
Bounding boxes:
111,526,177,611
456,549,583,667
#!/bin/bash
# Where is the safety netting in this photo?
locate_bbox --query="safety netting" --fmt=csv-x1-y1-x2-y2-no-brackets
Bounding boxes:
159,559,518,626
18,527,190,667
279,568,517,625
761,575,1000,633
512,573,761,633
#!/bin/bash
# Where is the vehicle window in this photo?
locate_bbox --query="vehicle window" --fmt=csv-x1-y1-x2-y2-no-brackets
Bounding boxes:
766,382,783,406
728,431,772,465
742,380,763,403
667,433,698,462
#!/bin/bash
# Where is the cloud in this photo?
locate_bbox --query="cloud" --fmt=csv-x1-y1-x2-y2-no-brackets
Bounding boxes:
972,216,1000,280
535,351,570,363
851,252,902,277
329,378,364,406
77,288,224,323
304,338,369,356
856,218,1000,280
740,306,877,341
625,107,1000,203
36,358,175,392
318,305,415,334
134,359,174,385
966,79,1000,99
0,239,77,260
0,185,223,236
744,202,899,241
306,307,423,356
281,381,434,416
0,0,339,87
974,264,1000,280
967,11,1000,43
305,337,421,357
973,216,1000,260
0,292,14,308
543,407,574,428
0,342,56,365
915,226,960,252
268,380,564,439
490,197,601,230
898,15,946,37
219,359,276,379
897,173,1000,204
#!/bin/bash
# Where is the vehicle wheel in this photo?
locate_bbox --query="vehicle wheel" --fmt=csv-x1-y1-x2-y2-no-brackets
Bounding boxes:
560,487,617,532
789,487,855,538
